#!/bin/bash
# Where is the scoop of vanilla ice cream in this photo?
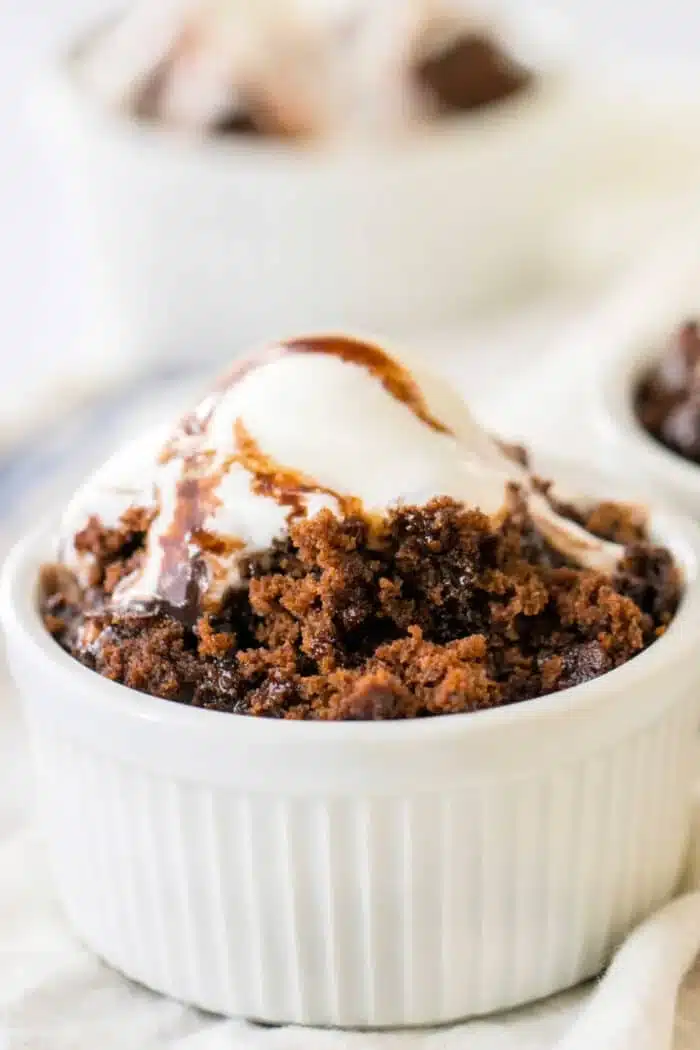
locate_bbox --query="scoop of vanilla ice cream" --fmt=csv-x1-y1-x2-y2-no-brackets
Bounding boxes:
58,427,165,585
58,336,628,623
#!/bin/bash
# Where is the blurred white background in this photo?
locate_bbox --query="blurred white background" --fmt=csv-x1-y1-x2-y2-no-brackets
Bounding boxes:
2,0,700,430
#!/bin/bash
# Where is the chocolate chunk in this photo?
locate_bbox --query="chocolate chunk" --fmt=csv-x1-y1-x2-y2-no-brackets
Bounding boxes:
554,641,611,690
614,544,680,628
415,34,531,114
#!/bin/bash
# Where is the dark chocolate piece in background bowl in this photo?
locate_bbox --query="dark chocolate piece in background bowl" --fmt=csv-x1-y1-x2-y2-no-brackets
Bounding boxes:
587,315,700,519
212,34,534,136
87,2,536,139
636,321,700,465
416,32,532,114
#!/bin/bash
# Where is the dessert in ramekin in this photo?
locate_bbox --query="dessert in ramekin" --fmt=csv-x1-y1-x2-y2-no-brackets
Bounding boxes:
593,316,700,517
3,335,700,1027
78,0,535,139
34,0,570,366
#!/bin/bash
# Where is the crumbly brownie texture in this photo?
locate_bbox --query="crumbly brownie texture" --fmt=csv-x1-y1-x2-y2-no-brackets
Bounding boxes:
42,490,680,720
636,320,700,463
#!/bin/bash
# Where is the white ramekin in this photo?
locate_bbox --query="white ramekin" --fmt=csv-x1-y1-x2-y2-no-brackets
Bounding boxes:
31,13,574,370
3,505,700,1028
590,332,700,518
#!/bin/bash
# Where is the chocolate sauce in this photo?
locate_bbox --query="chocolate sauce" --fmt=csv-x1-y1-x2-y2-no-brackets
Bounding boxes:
158,472,222,621
167,336,452,463
233,420,362,522
212,335,453,433
284,336,453,435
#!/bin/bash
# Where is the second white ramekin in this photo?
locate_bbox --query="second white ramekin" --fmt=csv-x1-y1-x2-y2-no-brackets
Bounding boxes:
590,332,700,518
31,7,574,371
3,496,700,1027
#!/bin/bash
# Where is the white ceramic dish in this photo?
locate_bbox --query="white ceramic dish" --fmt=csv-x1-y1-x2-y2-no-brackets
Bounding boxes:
3,474,700,1027
31,10,572,370
591,333,700,517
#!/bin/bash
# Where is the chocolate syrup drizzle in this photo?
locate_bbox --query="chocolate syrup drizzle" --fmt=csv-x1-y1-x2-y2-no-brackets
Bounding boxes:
167,335,452,452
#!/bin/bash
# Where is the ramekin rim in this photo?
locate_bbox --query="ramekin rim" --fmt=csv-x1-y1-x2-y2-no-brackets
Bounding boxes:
3,511,700,743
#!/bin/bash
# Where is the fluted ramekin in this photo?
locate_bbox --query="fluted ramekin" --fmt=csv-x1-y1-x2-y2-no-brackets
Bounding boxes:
591,334,700,517
2,511,700,1028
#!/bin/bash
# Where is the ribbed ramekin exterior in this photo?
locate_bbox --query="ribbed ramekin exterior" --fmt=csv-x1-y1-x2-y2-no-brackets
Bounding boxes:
27,694,697,1028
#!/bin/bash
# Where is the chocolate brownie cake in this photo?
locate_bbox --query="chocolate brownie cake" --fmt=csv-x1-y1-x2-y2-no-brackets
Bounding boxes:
42,487,680,720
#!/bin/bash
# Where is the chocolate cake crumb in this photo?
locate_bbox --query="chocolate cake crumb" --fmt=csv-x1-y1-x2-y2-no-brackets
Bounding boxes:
42,494,681,720
546,640,611,691
582,503,647,545
614,544,680,631
95,616,199,701
73,507,154,593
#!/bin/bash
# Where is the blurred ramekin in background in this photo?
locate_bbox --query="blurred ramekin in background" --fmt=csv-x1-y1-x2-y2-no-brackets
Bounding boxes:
3,457,700,1027
31,4,572,371
592,334,700,517
583,254,700,515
